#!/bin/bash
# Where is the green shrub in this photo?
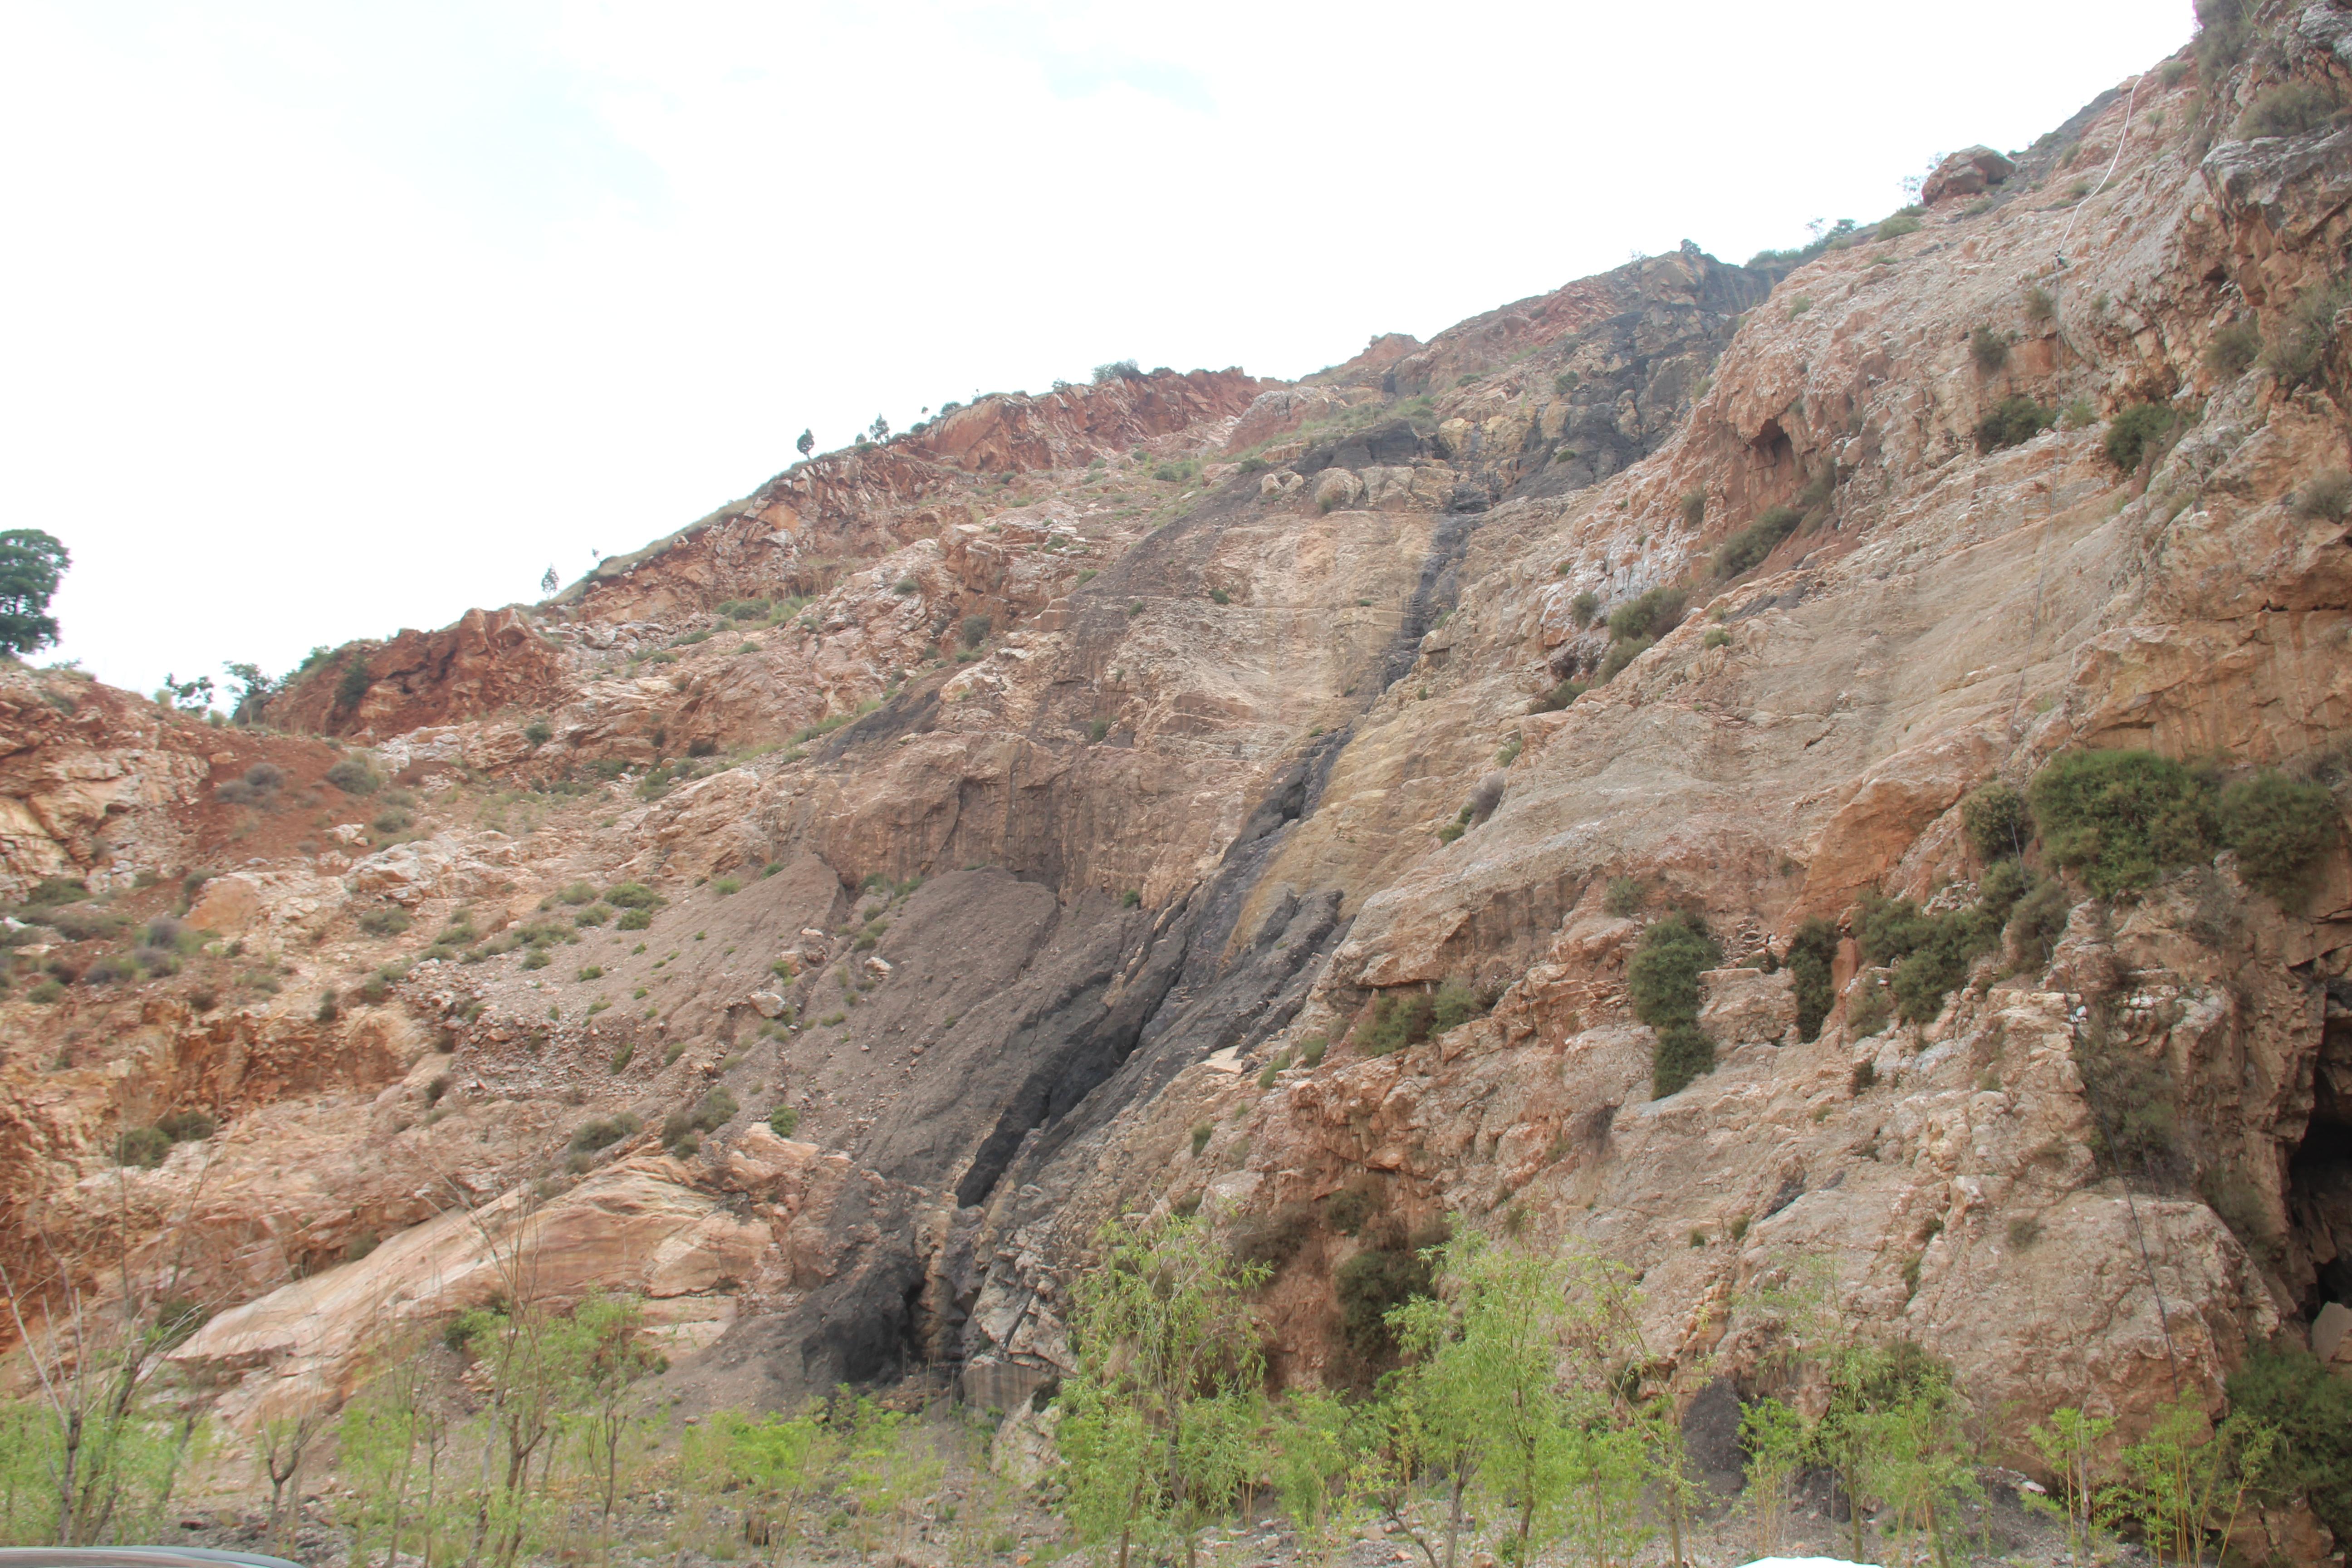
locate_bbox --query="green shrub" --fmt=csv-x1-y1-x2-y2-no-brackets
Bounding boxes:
522,719,553,746
1629,913,1721,1096
1297,1034,1328,1068
2237,80,2343,139
357,906,412,936
324,758,382,795
1848,980,1891,1040
2022,285,2056,326
115,1126,171,1168
1230,1202,1315,1269
1628,914,1717,1025
1209,587,1231,605
1963,779,2033,861
2102,402,2176,472
1120,889,1141,907
1188,1123,1213,1157
1603,876,1641,917
2196,0,2248,74
605,882,662,908
1970,326,2009,374
156,1109,216,1142
2262,278,2352,387
335,653,373,711
1651,1020,1715,1097
1532,676,1586,712
27,980,62,1004
961,614,992,649
2295,469,2352,522
1323,1185,1377,1235
1975,395,2056,453
1358,990,1438,1055
1597,636,1654,683
767,1105,800,1138
1333,1219,1447,1359
1606,586,1686,644
2225,1341,2352,1544
1711,506,1802,579
662,1087,737,1151
1704,628,1730,648
570,1113,642,1153
711,877,741,896
2204,319,2261,378
1553,370,1579,396
1430,977,1486,1033
24,876,88,906
2073,1017,2182,1178
1786,917,1840,1042
1087,718,1110,742
557,880,597,906
1680,491,1705,528
1876,212,1922,240
2219,770,2342,904
2006,876,2070,970
2030,749,2215,897
1569,590,1600,628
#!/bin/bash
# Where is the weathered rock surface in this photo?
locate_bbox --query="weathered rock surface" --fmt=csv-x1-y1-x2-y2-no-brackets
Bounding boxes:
5,22,2351,1517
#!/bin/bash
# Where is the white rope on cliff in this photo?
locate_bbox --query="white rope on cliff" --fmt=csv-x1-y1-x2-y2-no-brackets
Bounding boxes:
2053,72,2145,269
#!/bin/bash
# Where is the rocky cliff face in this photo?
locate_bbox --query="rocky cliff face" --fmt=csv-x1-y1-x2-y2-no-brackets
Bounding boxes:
6,2,2352,1516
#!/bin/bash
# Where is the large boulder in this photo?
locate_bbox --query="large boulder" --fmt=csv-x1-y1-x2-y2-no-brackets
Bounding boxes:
1921,145,2017,205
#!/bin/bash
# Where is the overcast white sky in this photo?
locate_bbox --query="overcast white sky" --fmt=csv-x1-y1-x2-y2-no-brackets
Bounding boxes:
1,0,2195,702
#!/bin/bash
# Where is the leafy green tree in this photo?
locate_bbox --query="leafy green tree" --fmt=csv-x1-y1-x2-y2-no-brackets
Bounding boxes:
796,430,814,460
1388,1235,1636,1568
221,662,279,725
720,1408,838,1562
1738,1396,1805,1559
0,530,69,657
2024,1406,2115,1563
335,1339,446,1568
157,674,214,714
1057,1214,1267,1568
2107,1396,2275,1568
565,1295,662,1555
1272,1390,1367,1567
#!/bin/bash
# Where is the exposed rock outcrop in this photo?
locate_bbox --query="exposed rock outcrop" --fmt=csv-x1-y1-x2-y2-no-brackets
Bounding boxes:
5,20,2351,1524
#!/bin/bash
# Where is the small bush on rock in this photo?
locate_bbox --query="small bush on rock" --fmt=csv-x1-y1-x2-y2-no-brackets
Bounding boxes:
156,1109,216,1142
1358,990,1436,1055
2204,319,2261,378
2103,402,2177,473
570,1113,642,1153
1786,917,1841,1042
1629,912,1720,1097
1963,779,2033,861
2219,770,2342,905
115,1126,171,1168
2030,749,2215,897
2294,469,2352,522
662,1088,737,1152
1975,395,2056,453
2237,80,2344,139
1711,506,1802,579
324,758,381,796
1970,326,2010,374
1603,876,1641,917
